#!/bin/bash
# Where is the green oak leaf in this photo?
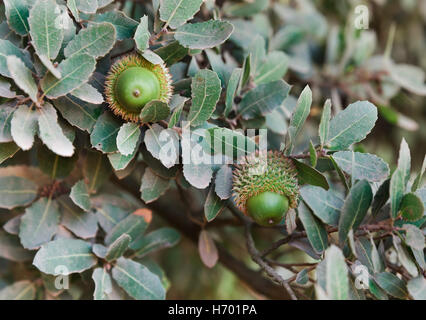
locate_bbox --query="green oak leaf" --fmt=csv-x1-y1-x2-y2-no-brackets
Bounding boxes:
28,0,64,60
175,20,234,49
33,238,97,275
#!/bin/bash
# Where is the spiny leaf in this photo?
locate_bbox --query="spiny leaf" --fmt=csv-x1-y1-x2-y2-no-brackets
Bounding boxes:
327,101,377,150
10,105,39,150
332,151,390,182
175,20,234,49
0,176,37,209
187,69,221,127
338,180,373,245
140,100,170,123
4,0,30,35
134,15,150,52
64,22,116,58
70,180,91,212
6,56,38,103
297,202,328,254
159,0,203,29
29,0,64,60
33,238,97,275
390,138,411,218
116,122,141,156
112,257,165,300
38,102,75,157
92,268,113,300
19,197,61,249
237,80,290,120
41,53,96,98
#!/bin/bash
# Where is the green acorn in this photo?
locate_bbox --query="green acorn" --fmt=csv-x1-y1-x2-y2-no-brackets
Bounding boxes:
105,54,172,122
233,151,299,226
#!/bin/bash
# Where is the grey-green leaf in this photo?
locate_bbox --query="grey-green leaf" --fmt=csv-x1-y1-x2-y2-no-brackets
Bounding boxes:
204,186,226,222
38,102,75,157
224,68,242,116
134,15,149,52
390,138,411,218
104,214,148,246
327,101,377,150
75,0,97,14
4,0,30,35
140,100,170,123
33,238,97,275
64,22,116,58
54,95,102,133
92,11,138,40
6,56,38,103
19,197,61,249
140,168,170,203
292,159,329,190
374,272,408,299
159,0,203,29
144,124,179,168
407,276,426,300
70,180,90,211
300,185,343,226
338,180,373,245
175,20,234,49
237,80,290,120
41,53,96,98
0,39,33,77
286,85,312,152
90,111,121,153
355,237,384,273
254,51,289,84
116,122,140,156
187,69,221,127
58,196,98,239
10,105,38,150
215,165,233,200
298,202,328,254
183,162,213,189
105,233,131,262
168,94,187,128
28,0,63,60
0,176,37,209
404,224,425,251
92,268,113,300
70,83,104,105
324,245,349,300
112,257,165,300
319,99,331,147
131,228,180,257
332,151,390,182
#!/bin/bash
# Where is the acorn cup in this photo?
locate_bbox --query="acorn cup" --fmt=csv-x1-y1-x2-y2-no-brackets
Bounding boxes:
105,54,172,122
232,151,300,226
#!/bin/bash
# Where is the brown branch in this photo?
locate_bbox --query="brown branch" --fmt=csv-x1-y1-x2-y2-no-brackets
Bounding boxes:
113,176,294,300
244,223,298,300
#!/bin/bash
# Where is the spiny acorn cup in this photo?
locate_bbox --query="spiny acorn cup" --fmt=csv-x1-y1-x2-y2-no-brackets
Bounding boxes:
232,151,299,226
105,54,172,122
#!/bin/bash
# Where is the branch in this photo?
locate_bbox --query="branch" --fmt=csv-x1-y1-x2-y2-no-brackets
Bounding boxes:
244,223,298,300
113,176,293,300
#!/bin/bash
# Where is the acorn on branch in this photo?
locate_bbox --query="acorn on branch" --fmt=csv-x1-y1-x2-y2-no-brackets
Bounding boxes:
105,54,172,122
232,150,300,226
